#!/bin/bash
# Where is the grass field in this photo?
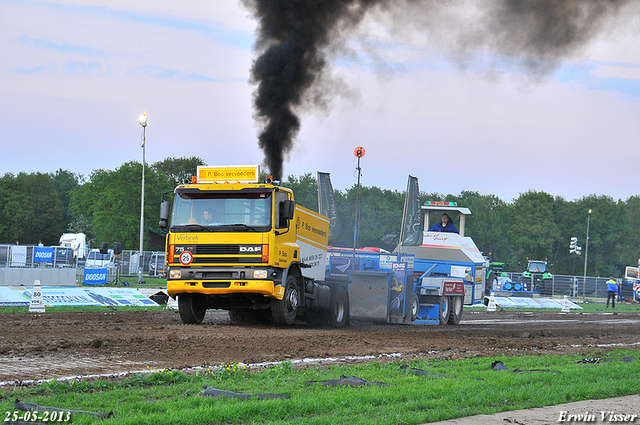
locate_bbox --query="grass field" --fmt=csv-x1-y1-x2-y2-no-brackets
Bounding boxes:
1,350,639,425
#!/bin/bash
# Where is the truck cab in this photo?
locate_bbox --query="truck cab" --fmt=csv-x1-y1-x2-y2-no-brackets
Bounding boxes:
160,166,339,326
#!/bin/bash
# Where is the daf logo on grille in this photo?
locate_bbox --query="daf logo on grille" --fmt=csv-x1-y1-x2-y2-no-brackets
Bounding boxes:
240,246,261,253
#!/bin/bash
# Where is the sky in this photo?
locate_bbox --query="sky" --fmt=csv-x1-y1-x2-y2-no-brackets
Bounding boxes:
1,0,640,203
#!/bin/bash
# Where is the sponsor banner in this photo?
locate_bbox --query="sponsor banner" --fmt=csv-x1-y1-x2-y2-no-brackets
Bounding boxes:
34,247,54,263
400,175,422,245
389,262,407,318
0,287,30,307
11,245,27,267
317,172,341,240
84,267,108,285
490,296,582,310
1,286,159,307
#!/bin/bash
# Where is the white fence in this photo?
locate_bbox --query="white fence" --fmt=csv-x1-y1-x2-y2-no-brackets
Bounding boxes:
0,244,165,286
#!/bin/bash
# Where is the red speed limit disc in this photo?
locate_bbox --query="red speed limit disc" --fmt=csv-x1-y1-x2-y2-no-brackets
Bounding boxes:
179,251,193,265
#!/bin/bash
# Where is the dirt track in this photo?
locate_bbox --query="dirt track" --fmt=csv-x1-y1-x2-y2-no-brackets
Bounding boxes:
2,309,640,384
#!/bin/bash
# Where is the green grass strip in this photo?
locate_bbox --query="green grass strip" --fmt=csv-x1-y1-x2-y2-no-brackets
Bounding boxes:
1,349,638,425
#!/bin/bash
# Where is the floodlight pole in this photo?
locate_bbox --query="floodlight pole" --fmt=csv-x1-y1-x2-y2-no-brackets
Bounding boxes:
138,112,148,283
582,209,592,300
352,147,365,270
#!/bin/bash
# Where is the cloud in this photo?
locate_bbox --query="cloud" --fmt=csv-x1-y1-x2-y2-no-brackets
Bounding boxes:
17,34,105,57
126,66,224,83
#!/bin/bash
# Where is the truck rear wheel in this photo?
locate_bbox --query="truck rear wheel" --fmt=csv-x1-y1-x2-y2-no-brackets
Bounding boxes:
447,296,463,325
328,287,349,328
271,275,299,325
178,293,206,324
438,296,450,325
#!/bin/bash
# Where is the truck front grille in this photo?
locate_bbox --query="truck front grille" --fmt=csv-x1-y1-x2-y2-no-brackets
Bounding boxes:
172,244,263,265
195,245,240,255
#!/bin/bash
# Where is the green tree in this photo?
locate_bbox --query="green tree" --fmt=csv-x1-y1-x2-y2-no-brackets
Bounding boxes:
70,161,173,249
0,172,65,245
282,173,318,211
152,156,205,188
50,169,83,230
573,195,624,277
450,191,510,262
507,190,558,270
620,195,640,270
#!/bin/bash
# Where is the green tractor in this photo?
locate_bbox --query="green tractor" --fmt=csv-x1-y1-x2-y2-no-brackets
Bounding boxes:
486,261,507,294
522,259,553,295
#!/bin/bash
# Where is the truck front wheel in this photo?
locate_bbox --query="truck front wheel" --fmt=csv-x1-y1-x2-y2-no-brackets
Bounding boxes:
271,275,299,325
178,293,206,324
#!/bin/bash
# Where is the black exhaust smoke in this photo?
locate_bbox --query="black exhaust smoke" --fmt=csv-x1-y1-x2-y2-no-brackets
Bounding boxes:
242,0,632,181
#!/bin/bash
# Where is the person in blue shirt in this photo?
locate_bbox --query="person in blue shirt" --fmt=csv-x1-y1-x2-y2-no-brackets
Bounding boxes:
606,277,618,309
429,213,459,234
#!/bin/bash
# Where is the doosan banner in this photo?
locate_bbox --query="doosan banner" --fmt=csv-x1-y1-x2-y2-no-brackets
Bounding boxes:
84,268,108,285
33,247,54,263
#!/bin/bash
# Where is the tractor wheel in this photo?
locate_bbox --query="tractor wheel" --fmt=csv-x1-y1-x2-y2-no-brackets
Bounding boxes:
178,293,206,324
447,296,463,325
438,296,451,325
328,287,349,328
411,293,419,321
271,275,299,325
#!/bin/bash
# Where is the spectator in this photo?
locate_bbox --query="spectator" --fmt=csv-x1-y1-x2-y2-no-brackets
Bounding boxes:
429,213,459,234
617,280,624,302
606,277,618,309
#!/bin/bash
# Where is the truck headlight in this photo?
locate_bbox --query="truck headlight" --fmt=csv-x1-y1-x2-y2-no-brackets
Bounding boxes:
169,270,182,279
254,270,268,279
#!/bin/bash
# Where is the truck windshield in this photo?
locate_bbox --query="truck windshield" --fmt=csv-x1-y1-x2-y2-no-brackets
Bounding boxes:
171,191,272,232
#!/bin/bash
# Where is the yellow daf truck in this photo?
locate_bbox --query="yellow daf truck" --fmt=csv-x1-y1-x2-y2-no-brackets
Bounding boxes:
159,165,348,327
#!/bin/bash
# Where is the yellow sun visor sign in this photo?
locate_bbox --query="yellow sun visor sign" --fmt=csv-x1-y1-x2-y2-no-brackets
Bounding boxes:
197,165,260,184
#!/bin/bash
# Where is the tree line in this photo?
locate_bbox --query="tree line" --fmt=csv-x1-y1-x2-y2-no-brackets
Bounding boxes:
1,159,638,277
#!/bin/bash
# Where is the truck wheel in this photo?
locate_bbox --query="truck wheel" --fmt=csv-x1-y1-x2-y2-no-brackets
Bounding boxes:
271,275,299,325
447,296,463,325
328,287,349,328
411,293,419,321
178,293,206,324
438,296,450,325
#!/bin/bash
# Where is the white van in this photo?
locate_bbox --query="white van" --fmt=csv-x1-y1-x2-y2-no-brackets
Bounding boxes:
85,248,115,268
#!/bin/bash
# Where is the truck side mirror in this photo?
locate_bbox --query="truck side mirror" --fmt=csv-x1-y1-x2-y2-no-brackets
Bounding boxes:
159,200,170,229
281,200,296,220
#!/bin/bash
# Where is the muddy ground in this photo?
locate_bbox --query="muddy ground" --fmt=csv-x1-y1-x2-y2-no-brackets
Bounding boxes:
1,309,640,384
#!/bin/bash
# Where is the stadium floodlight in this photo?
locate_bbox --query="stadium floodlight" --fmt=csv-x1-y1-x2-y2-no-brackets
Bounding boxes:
138,112,148,283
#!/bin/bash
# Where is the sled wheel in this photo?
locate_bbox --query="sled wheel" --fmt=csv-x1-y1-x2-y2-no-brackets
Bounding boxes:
271,275,299,325
178,293,206,324
328,287,349,328
411,293,419,321
447,296,463,325
438,296,451,325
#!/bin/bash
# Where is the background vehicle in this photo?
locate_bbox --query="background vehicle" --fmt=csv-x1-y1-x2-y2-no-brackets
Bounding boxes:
522,259,553,294
148,252,166,276
85,248,115,268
